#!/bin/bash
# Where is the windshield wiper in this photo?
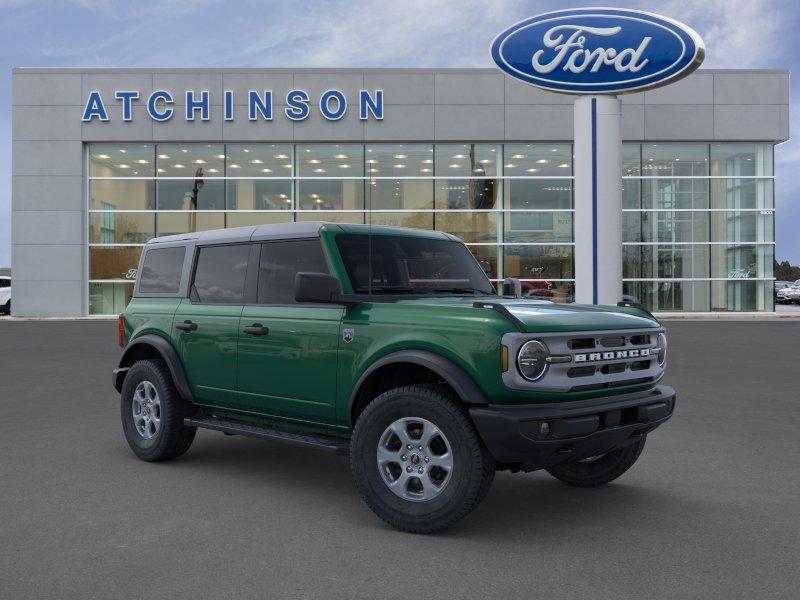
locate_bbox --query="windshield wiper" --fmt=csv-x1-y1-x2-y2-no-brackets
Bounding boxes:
355,286,426,294
431,287,496,295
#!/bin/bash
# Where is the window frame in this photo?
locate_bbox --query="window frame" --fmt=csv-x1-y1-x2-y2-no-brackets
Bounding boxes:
134,244,188,297
251,237,336,307
188,242,258,306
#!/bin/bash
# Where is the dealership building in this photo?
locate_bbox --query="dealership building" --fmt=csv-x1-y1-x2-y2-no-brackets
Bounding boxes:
10,67,789,316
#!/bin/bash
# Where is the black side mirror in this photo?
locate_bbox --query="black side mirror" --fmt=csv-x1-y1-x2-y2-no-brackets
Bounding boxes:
295,272,341,303
502,277,523,298
295,272,360,306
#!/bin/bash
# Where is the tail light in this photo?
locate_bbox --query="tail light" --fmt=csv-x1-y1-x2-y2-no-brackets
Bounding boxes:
117,313,127,348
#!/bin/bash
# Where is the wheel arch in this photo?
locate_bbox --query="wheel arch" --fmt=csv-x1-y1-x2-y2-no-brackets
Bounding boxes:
115,334,194,403
347,349,488,426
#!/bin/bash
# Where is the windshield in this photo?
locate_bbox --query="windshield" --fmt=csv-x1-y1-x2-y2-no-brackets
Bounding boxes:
335,233,496,295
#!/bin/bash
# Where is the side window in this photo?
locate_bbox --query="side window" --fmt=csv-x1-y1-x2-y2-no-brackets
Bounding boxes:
139,247,185,294
192,244,251,304
258,240,329,304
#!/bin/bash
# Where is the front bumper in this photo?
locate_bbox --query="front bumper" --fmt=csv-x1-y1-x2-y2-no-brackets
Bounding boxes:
469,385,675,472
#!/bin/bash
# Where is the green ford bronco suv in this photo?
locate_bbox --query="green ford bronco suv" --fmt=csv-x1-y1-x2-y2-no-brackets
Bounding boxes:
114,222,674,533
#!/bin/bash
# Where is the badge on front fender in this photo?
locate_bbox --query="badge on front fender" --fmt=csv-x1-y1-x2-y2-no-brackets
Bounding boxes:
342,328,355,343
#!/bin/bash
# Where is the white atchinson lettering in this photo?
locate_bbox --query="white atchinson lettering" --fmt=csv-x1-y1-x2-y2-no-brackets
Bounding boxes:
532,25,651,74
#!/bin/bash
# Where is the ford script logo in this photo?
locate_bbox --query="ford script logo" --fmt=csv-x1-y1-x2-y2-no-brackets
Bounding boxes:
491,8,705,94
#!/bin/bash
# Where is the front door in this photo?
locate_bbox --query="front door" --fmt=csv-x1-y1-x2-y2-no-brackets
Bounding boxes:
237,239,343,426
173,242,254,408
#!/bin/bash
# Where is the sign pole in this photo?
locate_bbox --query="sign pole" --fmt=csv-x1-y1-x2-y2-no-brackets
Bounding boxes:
573,95,623,305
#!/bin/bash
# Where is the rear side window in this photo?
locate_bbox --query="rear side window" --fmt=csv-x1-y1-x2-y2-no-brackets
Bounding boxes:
138,247,185,294
0,279,9,288
258,240,328,304
192,244,251,304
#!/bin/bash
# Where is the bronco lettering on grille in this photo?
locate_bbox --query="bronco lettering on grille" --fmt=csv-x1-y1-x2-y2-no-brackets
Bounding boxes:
574,348,651,363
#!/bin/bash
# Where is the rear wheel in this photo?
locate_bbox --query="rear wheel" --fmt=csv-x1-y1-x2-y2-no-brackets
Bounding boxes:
545,437,646,487
3,300,9,315
120,359,196,462
350,385,494,534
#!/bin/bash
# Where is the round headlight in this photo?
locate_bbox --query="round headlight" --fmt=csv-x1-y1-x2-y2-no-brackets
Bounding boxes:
517,340,549,381
656,332,667,367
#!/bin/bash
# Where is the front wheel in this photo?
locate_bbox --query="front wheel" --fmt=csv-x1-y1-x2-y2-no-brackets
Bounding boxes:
350,385,494,534
545,437,646,487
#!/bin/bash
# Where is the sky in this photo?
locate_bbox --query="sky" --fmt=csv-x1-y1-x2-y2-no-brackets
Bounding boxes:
1,0,799,268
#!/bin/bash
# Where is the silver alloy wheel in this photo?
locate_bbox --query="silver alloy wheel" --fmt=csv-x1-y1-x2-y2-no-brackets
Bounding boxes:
132,380,161,440
377,417,454,502
578,453,606,463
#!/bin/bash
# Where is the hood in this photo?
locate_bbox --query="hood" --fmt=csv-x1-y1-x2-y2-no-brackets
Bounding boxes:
395,296,659,333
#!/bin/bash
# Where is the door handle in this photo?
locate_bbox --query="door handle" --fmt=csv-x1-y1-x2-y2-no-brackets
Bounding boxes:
175,320,198,332
242,324,269,336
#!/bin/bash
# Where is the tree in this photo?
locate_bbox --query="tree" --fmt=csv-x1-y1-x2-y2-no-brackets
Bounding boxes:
774,259,800,282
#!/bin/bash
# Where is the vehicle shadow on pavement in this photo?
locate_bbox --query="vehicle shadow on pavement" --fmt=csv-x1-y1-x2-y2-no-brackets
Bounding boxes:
149,430,684,539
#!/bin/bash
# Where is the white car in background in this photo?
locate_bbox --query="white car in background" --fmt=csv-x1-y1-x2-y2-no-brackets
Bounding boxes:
0,276,10,314
779,280,800,304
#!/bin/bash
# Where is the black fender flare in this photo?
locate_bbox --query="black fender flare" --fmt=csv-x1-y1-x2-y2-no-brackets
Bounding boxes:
114,334,194,403
347,349,489,422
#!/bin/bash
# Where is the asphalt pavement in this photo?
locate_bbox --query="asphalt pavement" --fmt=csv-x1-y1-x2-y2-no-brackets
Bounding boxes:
1,320,798,599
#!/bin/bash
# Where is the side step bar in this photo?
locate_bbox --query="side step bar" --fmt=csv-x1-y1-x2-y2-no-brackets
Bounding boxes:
184,416,350,455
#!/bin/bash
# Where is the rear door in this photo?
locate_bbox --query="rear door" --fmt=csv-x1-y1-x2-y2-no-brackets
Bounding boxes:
173,242,255,408
237,238,343,426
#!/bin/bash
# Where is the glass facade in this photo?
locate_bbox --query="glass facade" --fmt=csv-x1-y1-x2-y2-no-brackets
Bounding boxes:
88,141,774,314
623,142,775,311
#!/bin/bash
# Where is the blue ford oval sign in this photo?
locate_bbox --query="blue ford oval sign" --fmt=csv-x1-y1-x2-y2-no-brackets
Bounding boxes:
491,8,705,94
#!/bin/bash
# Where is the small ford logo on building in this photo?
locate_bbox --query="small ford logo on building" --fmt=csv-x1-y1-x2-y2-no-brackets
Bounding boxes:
491,8,705,94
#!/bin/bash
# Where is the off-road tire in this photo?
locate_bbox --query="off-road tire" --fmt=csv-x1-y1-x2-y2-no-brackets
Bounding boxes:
121,359,196,462
545,437,646,487
350,384,494,534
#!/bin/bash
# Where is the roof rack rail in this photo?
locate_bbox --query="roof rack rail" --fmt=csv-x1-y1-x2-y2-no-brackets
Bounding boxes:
473,301,526,332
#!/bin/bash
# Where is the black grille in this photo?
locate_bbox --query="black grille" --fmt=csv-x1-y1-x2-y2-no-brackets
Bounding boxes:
568,337,595,350
567,366,597,378
599,336,625,347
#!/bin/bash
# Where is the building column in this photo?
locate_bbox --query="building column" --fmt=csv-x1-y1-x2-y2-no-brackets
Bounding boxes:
573,95,623,305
